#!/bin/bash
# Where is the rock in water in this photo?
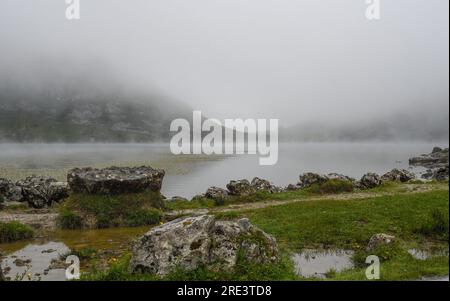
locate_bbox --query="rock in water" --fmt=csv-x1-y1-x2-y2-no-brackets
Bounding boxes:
409,147,449,168
16,176,68,209
367,233,395,251
226,179,255,196
130,215,279,276
298,172,329,188
67,166,165,194
358,173,382,189
381,169,415,183
0,178,23,203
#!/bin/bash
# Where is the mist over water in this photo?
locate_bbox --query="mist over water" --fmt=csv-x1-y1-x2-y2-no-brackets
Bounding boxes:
0,142,446,198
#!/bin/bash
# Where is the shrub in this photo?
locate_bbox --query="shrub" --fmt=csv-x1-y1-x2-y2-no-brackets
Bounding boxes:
126,208,162,227
307,179,354,194
0,221,34,243
57,209,83,229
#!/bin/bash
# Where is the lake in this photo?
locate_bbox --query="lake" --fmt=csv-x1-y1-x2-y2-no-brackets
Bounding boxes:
0,142,447,198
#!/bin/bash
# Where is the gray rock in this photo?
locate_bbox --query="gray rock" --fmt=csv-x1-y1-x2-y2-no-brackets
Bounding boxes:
130,215,279,276
67,166,165,194
367,233,395,251
422,164,449,181
285,183,301,191
205,186,229,201
381,169,415,183
226,179,255,196
326,173,356,183
409,147,448,168
0,178,23,203
250,177,282,193
358,173,382,189
298,172,329,188
16,176,69,209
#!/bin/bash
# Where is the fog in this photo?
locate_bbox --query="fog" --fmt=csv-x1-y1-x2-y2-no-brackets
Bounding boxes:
0,0,448,130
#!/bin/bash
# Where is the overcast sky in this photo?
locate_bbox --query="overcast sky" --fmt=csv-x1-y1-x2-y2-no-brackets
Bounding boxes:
0,0,448,126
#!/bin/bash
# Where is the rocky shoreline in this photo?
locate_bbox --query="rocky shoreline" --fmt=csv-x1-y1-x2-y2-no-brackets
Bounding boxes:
1,146,448,211
0,146,448,280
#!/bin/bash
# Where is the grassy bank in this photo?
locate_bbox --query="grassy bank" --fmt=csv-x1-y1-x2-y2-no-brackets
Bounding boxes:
57,192,164,229
82,184,449,281
0,221,33,243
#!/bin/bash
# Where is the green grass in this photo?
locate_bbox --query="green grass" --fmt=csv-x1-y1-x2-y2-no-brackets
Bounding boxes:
80,252,298,281
58,191,164,229
80,186,449,281
306,179,354,194
238,189,449,250
415,209,449,240
0,221,34,243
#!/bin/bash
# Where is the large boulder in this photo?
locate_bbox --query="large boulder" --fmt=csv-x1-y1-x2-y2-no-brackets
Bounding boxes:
326,173,356,183
298,172,329,188
381,169,415,183
250,177,282,193
0,178,23,203
358,173,382,189
67,166,165,194
130,215,279,276
226,179,255,196
16,176,68,209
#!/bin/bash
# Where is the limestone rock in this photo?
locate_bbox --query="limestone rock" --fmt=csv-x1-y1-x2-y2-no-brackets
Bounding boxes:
226,179,255,196
205,186,229,201
381,169,415,183
0,178,23,203
16,176,68,209
358,173,382,189
298,172,329,188
130,215,279,276
67,166,165,194
367,233,395,251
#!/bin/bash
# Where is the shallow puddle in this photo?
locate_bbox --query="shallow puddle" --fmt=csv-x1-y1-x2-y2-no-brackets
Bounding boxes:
292,249,354,279
408,248,449,260
0,226,149,281
1,241,69,281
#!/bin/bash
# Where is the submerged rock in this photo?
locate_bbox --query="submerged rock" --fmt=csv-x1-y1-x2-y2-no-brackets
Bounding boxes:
130,215,279,276
409,147,448,168
67,166,165,194
358,173,382,189
16,176,68,209
0,178,23,203
422,164,449,182
226,179,255,196
381,169,415,183
367,233,395,251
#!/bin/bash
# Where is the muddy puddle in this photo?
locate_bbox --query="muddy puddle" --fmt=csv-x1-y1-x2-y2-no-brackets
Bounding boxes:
0,226,149,281
292,249,355,279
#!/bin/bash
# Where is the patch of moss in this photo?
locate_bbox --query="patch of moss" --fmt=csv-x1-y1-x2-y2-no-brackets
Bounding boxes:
307,179,354,194
0,221,34,243
58,191,164,229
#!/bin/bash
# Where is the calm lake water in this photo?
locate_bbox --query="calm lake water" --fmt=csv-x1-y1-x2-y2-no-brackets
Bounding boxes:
0,142,447,198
